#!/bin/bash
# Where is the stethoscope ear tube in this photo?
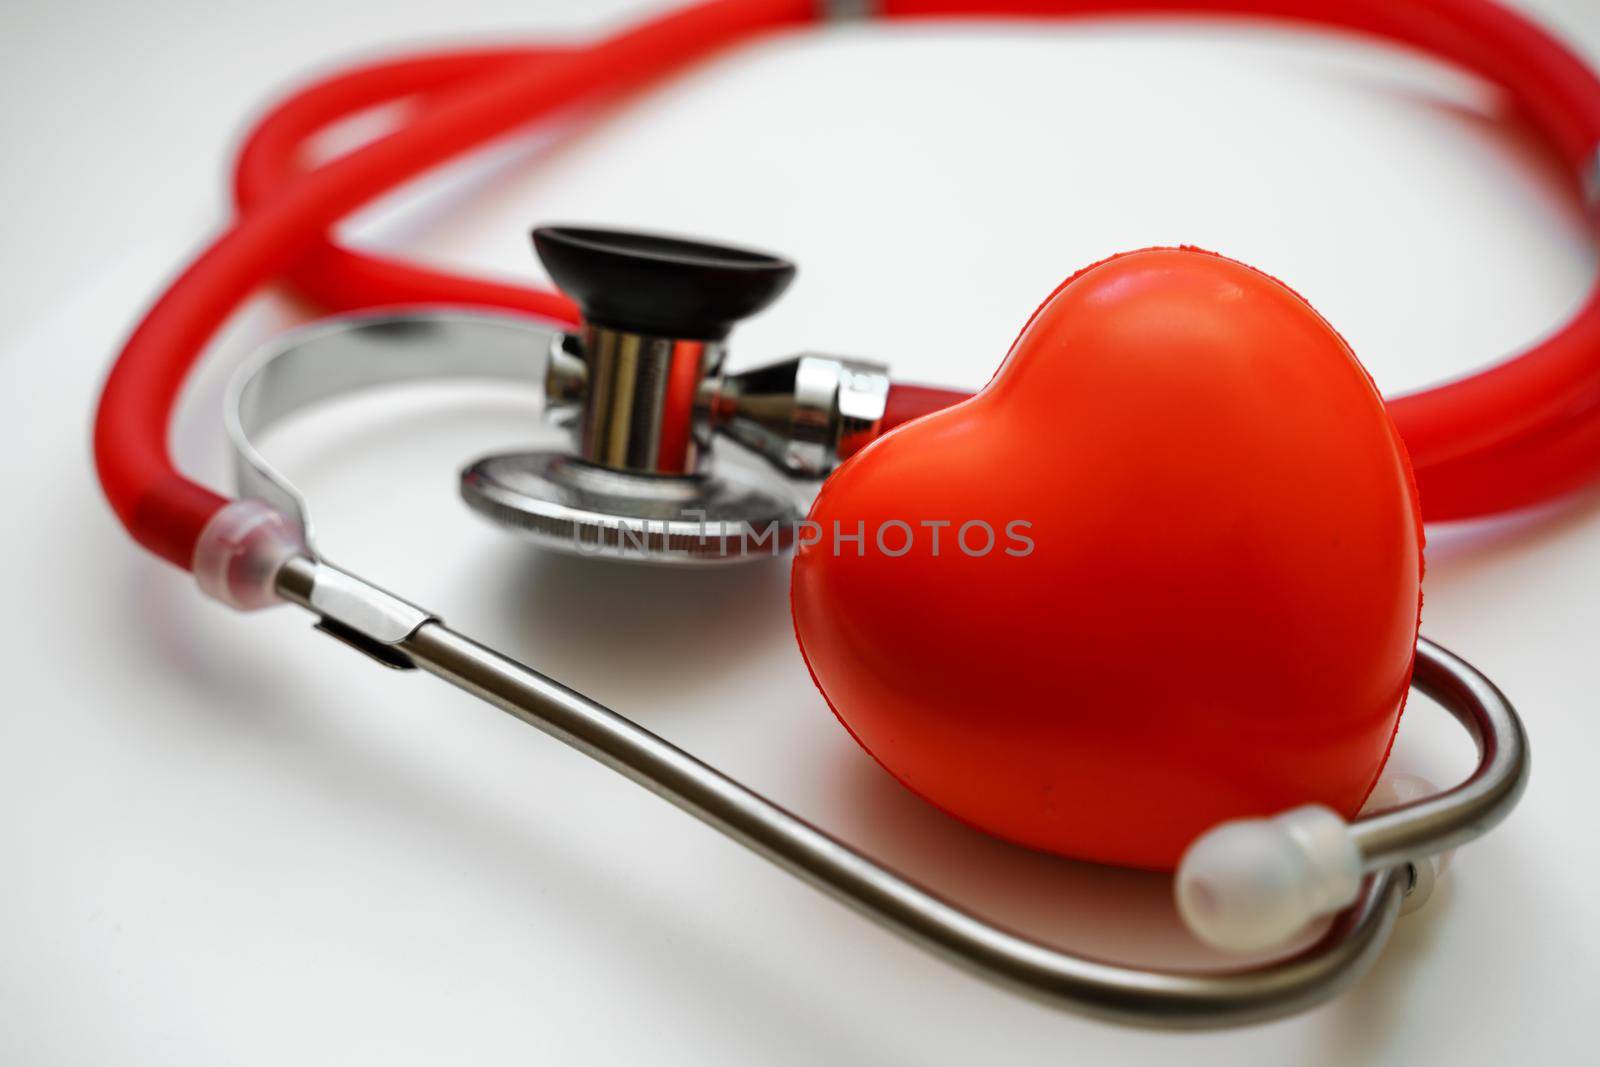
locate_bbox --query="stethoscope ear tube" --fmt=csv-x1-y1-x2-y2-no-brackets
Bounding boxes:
255,546,1523,1029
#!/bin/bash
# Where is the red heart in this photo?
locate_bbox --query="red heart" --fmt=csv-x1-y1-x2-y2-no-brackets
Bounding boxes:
791,248,1423,870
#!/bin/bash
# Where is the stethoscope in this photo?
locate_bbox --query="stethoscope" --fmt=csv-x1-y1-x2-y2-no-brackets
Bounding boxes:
94,0,1600,1029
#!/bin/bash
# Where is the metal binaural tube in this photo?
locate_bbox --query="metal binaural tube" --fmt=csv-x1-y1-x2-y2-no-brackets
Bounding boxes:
1349,637,1530,871
387,612,1407,1028
273,555,1522,1027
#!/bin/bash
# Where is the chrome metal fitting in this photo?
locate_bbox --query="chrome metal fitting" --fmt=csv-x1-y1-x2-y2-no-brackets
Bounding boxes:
466,225,897,563
716,353,889,477
562,321,726,476
546,331,887,480
543,332,586,418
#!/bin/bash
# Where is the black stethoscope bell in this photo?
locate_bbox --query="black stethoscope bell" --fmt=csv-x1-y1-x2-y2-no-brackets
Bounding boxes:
458,226,890,563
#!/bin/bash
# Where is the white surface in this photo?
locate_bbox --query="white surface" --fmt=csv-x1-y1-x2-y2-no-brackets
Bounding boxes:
4,2,1600,1063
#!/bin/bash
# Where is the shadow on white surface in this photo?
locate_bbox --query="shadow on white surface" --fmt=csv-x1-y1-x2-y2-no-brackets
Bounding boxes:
493,547,799,699
116,559,913,1064
1426,485,1600,575
115,534,1482,1067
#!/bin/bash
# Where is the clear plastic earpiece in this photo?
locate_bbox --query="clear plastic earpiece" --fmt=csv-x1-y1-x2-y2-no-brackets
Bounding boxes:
192,499,306,611
1175,805,1363,953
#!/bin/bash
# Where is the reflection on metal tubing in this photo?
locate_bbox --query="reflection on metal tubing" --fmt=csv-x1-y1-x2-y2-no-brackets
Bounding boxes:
274,554,1523,1029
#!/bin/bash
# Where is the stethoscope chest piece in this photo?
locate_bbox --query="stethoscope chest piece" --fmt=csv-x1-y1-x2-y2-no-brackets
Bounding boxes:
459,448,802,562
458,226,888,564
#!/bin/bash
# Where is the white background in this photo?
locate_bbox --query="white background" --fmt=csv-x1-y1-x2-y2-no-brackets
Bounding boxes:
4,1,1600,1063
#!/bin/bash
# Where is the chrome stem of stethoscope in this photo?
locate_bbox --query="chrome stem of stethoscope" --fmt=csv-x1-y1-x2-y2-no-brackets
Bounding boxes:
258,549,1519,1029
458,228,890,561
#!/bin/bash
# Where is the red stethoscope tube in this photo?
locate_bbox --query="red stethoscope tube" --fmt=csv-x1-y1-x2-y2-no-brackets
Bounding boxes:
95,0,1600,568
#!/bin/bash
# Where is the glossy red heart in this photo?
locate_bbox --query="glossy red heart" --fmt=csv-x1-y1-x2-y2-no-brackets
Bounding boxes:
791,248,1423,870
